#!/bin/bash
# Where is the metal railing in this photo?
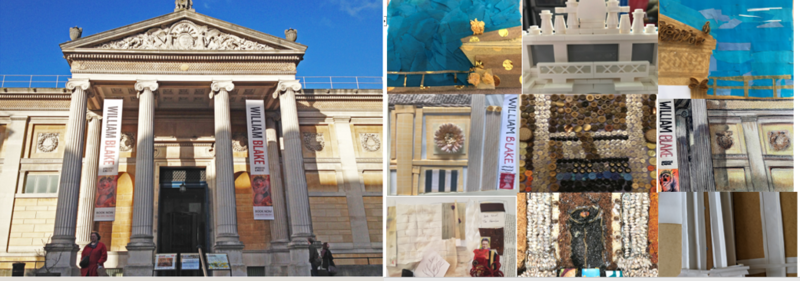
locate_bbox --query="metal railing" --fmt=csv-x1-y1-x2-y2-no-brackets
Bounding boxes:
1,75,382,90
387,70,469,89
706,75,794,99
538,61,650,83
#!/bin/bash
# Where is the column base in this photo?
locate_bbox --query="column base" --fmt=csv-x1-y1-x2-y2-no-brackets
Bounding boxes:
267,241,290,276
288,238,314,276
42,243,79,276
214,242,246,276
124,241,156,276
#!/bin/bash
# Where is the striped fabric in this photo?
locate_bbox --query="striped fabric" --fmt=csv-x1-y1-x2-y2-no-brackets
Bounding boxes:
424,169,459,193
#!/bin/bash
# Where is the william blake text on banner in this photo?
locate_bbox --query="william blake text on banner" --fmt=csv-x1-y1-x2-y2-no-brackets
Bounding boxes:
94,99,123,221
246,100,274,220
497,94,518,190
657,100,679,192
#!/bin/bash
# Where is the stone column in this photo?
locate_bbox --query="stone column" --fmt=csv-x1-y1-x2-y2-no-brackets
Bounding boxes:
675,109,693,192
44,78,90,277
210,81,246,276
275,80,315,276
466,94,485,192
266,116,290,276
689,99,715,192
76,112,102,247
125,80,158,277
332,116,371,248
740,115,769,191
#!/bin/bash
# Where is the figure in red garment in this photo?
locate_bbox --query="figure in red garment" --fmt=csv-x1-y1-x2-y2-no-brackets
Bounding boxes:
94,176,117,208
251,175,272,206
471,237,503,277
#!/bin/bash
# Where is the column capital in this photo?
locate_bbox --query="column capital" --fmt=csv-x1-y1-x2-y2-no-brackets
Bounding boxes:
86,111,102,121
332,116,351,124
272,80,302,99
134,80,159,98
66,78,91,91
210,81,235,98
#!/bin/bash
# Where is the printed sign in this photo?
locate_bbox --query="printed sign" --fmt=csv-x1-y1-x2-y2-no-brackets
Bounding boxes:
497,94,518,190
94,99,123,221
245,100,274,220
180,253,200,270
206,253,230,270
657,100,679,192
154,254,177,270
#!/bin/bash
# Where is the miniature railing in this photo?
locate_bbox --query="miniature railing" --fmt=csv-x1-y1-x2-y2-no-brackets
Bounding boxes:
1,75,382,90
706,75,794,99
537,61,649,83
387,70,469,88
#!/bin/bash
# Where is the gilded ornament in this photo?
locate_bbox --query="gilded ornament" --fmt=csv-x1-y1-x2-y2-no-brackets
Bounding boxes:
503,59,514,71
468,73,481,87
482,72,494,85
768,130,791,151
470,18,485,35
498,28,508,37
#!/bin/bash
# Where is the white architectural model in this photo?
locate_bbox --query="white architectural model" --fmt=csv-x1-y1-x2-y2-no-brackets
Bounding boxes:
523,0,658,94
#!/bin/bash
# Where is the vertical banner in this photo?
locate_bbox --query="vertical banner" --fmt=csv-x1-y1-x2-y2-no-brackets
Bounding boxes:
497,94,518,190
657,100,679,192
245,100,274,220
94,99,123,221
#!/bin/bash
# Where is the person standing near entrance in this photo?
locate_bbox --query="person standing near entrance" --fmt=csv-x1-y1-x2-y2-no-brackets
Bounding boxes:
320,242,337,276
308,238,321,276
80,232,108,276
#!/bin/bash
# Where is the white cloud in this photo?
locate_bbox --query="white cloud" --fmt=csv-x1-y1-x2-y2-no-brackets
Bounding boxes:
329,0,380,17
718,19,742,29
699,8,730,23
757,22,784,28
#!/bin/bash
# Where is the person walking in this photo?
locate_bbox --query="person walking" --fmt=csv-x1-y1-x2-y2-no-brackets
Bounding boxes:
80,232,108,276
320,242,336,276
308,238,321,276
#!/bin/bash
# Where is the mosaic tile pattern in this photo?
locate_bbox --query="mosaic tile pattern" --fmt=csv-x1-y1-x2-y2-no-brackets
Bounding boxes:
519,94,658,192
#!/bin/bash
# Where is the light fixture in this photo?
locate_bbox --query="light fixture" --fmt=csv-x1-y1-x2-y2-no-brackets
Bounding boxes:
179,183,187,193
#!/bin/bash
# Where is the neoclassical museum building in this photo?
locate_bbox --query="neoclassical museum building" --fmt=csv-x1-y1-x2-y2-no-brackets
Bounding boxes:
0,2,383,277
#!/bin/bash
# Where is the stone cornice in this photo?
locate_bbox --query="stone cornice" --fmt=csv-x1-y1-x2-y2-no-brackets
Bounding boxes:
65,53,302,62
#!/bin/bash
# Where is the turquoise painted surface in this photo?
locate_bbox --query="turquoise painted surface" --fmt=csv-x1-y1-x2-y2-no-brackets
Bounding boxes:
387,0,520,87
662,0,793,97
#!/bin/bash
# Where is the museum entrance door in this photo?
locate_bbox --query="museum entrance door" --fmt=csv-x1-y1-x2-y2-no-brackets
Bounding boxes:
157,167,209,276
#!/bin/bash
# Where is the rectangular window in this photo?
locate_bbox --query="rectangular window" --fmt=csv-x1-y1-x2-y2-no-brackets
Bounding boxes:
632,43,656,64
24,173,59,194
246,267,266,276
529,45,555,66
567,44,619,62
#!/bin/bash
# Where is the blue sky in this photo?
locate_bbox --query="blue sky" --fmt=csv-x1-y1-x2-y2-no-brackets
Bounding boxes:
0,0,381,78
662,0,793,97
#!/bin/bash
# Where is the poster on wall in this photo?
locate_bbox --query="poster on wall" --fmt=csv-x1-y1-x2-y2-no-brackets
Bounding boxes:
154,254,177,270
497,94,518,190
245,100,274,220
657,100,679,192
94,99,123,221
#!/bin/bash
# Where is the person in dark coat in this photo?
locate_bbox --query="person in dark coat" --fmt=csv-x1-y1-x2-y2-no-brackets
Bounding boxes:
320,242,336,276
308,238,321,276
80,232,108,276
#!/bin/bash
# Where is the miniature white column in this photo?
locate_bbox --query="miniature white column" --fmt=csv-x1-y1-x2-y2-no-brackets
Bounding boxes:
44,78,90,276
632,9,645,34
75,112,102,247
554,15,567,34
529,25,541,36
556,0,579,32
125,80,158,277
539,10,554,35
645,24,657,34
619,13,632,34
606,0,620,32
210,80,247,276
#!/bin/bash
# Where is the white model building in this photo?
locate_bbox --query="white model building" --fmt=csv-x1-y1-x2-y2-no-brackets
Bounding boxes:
523,0,658,94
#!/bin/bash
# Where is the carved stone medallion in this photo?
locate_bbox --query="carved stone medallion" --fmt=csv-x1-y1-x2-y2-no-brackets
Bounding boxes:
119,133,135,152
232,132,249,152
715,129,734,150
768,130,791,151
359,133,381,152
434,123,465,154
302,132,325,152
37,133,59,153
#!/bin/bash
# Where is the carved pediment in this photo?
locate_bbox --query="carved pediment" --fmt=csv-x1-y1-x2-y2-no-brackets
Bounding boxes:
96,20,274,51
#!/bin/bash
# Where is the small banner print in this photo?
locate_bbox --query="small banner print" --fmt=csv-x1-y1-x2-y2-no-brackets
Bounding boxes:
497,94,518,190
657,100,679,192
94,99,123,221
245,100,274,220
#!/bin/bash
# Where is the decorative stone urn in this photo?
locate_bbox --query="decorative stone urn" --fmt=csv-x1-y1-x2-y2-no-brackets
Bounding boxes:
69,26,82,40
285,28,297,42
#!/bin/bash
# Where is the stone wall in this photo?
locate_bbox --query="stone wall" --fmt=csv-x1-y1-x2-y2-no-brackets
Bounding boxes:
309,197,353,243
363,197,383,243
8,198,57,252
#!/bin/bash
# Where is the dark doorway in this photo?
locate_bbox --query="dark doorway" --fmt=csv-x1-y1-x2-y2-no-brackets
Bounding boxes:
157,168,209,276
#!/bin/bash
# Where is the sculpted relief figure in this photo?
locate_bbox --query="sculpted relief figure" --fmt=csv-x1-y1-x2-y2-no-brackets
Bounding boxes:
98,20,274,51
